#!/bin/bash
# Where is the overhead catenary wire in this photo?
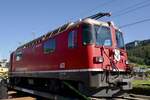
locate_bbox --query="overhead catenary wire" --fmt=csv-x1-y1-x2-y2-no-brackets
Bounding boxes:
110,0,150,29
79,0,115,17
119,18,150,28
112,1,150,18
112,0,149,16
69,0,117,21
71,0,150,22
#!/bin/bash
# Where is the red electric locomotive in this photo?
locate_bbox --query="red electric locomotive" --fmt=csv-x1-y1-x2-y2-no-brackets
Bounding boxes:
9,13,132,99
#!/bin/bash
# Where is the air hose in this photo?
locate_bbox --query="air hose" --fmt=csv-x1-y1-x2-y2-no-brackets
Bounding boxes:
100,47,120,83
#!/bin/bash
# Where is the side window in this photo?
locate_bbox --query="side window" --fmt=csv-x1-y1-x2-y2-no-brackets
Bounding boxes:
115,30,125,49
68,30,77,48
82,24,94,45
44,39,56,53
16,51,22,61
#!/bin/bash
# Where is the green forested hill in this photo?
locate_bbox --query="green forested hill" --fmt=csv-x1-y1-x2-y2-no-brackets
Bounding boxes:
126,39,150,66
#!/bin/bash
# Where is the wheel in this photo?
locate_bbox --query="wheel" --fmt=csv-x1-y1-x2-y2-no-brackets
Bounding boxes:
0,79,8,99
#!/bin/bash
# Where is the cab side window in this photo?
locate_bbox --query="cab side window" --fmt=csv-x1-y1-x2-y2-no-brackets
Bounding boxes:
68,30,77,48
16,51,22,61
44,39,56,53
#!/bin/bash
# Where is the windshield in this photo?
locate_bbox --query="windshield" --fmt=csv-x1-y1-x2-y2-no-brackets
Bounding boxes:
115,30,125,49
94,25,112,46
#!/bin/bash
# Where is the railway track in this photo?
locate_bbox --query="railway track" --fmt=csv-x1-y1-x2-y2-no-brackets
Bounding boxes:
3,83,150,100
2,91,34,100
90,94,150,100
4,91,150,100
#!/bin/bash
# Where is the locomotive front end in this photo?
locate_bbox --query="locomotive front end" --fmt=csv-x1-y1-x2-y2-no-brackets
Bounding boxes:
81,19,133,97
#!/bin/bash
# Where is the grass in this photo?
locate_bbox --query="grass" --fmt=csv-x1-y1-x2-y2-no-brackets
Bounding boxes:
133,80,150,86
130,63,150,68
131,79,150,95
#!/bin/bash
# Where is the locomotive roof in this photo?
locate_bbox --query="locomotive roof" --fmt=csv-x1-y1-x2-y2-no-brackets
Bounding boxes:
16,18,109,50
82,18,109,27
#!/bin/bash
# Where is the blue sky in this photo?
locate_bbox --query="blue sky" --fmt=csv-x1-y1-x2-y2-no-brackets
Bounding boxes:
0,0,150,59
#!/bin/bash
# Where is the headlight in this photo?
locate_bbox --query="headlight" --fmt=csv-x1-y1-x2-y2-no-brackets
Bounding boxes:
94,56,104,63
125,60,129,64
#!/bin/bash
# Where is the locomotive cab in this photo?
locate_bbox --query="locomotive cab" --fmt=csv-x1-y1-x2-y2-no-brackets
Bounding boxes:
81,19,129,71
